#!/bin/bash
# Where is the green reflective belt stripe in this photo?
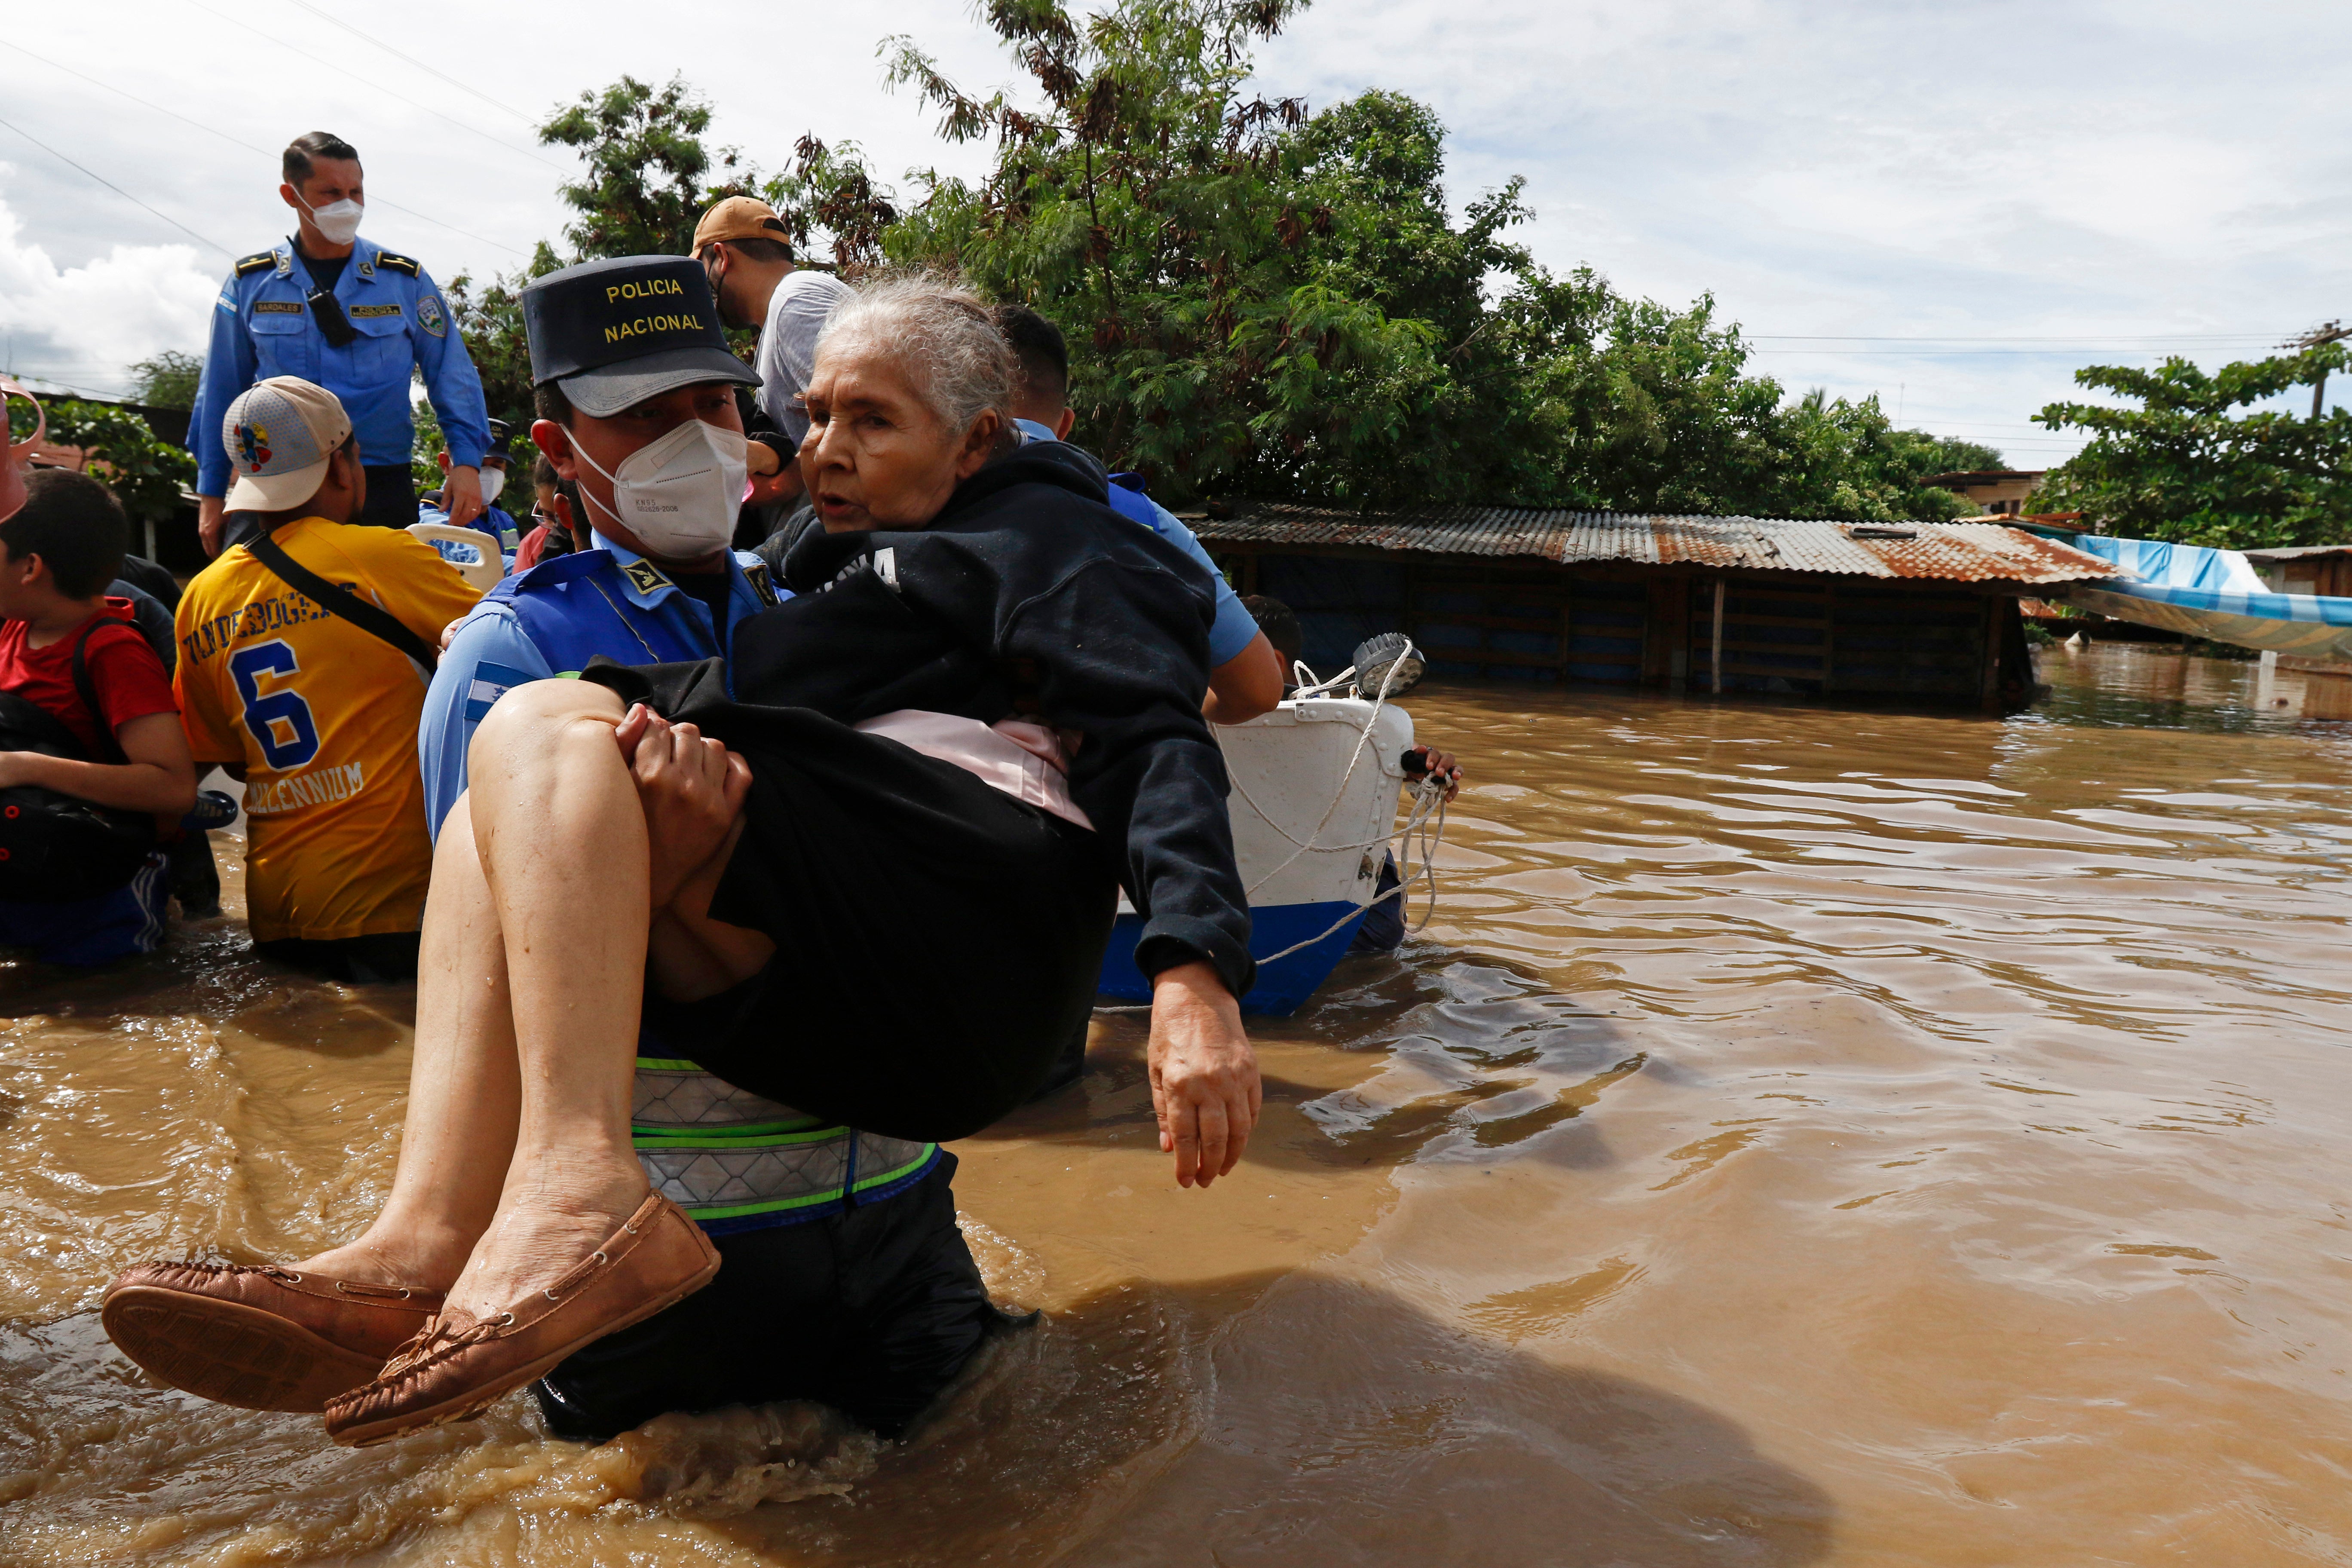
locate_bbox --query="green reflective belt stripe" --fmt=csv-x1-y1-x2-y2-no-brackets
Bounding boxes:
631,1123,847,1146
630,1054,936,1222
670,1147,940,1224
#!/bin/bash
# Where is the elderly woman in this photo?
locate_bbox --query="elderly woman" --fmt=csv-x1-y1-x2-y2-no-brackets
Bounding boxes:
104,272,1257,1446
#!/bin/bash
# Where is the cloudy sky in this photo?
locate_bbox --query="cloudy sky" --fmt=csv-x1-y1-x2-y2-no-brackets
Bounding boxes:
3,0,2345,468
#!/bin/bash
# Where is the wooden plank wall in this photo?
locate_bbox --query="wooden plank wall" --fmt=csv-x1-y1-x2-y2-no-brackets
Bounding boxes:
1224,549,2000,701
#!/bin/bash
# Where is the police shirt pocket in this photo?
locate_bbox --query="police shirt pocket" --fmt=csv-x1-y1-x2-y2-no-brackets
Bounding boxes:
345,306,410,386
248,308,316,380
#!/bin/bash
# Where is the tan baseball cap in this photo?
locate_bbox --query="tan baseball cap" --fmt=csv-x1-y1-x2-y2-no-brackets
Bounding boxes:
221,376,353,511
691,196,793,254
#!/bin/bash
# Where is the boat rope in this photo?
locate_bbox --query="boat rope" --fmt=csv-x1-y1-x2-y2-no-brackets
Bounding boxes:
1226,645,1418,897
1216,639,1452,962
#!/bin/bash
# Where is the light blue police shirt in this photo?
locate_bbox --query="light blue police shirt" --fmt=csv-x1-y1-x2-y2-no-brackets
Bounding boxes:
416,532,780,838
190,236,491,496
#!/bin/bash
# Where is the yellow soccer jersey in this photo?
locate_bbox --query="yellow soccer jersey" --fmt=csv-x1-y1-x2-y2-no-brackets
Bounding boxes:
175,517,481,943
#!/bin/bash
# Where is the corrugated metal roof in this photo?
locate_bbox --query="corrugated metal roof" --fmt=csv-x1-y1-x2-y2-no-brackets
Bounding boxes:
1188,503,2121,584
2242,544,2352,562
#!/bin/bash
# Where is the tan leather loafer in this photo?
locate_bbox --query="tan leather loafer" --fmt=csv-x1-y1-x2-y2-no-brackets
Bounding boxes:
101,1262,444,1412
323,1192,719,1447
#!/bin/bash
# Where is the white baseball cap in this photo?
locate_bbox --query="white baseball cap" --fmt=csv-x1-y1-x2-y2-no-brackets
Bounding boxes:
221,376,353,511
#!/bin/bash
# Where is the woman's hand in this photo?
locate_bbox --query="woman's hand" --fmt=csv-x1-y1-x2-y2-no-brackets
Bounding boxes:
1147,961,1260,1188
614,703,751,910
1403,744,1464,803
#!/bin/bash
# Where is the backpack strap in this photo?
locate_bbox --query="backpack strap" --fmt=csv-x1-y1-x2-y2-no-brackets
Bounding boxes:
244,531,439,672
67,616,129,765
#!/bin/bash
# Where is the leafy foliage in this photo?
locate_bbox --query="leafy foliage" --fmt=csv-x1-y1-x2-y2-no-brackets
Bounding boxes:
2032,349,2352,548
125,350,202,411
539,75,760,260
419,7,2001,521
874,1,1992,516
6,399,196,528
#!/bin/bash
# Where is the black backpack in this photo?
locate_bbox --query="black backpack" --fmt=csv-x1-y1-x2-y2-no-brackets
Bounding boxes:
0,616,159,903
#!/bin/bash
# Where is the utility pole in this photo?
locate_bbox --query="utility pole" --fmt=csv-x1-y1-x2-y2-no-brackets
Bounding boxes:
2283,319,2348,420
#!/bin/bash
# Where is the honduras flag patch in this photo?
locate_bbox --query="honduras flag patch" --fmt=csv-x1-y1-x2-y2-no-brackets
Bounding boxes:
463,662,535,725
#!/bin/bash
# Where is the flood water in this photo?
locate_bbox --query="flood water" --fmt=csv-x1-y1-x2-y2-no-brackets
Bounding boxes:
3,640,2349,1565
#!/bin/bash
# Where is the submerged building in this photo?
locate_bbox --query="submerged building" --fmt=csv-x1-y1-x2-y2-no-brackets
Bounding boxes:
1191,505,2121,709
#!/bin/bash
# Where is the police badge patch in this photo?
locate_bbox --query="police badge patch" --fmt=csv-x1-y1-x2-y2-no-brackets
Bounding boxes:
418,294,448,337
622,559,672,596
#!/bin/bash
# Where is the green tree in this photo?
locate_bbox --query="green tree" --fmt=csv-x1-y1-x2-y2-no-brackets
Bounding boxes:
438,73,760,442
2030,348,2352,547
124,349,202,410
876,2,1996,517
6,399,196,530
421,17,2004,523
539,74,760,259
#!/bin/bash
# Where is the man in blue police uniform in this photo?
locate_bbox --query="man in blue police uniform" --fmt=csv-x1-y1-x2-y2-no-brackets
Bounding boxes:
418,418,521,558
417,265,779,837
995,304,1282,723
190,131,493,554
415,253,1011,1444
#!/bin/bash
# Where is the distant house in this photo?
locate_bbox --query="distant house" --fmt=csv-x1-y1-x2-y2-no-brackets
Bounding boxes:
1191,503,2120,710
1918,469,2047,517
2241,545,2352,599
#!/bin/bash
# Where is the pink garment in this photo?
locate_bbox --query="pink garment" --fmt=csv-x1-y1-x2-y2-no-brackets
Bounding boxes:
854,710,1093,830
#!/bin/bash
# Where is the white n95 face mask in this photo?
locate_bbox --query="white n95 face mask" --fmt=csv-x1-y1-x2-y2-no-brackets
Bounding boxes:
475,466,506,506
297,195,364,246
570,418,746,557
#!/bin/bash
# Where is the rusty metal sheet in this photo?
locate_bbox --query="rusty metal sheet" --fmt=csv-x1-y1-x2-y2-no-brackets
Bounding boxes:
1188,505,2120,585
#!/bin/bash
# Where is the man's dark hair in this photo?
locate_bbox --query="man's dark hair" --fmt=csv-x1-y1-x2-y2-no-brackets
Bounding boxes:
717,236,794,266
283,131,360,190
532,452,559,488
3,471,129,599
1240,594,1301,665
993,303,1069,411
534,382,573,427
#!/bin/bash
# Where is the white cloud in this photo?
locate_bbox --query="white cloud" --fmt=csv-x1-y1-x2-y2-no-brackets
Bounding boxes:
0,177,216,399
3,0,2345,463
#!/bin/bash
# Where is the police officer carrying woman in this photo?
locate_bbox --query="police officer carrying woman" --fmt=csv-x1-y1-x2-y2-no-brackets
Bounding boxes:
105,270,1259,1447
189,132,494,554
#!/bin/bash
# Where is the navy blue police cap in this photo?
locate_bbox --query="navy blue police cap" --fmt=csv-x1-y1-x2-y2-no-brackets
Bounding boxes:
522,255,756,418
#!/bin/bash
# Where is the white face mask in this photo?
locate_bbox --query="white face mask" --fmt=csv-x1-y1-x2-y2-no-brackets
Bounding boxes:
569,418,746,558
475,466,506,506
297,193,364,246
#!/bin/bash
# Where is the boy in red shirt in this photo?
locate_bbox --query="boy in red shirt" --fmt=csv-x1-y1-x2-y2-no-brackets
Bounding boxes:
0,470,196,964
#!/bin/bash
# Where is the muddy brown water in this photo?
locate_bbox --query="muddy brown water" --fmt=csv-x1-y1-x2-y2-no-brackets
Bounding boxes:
1,641,2349,1565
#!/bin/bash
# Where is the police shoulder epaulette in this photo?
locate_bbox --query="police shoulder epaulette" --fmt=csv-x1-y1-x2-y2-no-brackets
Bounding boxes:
514,548,613,591
621,558,672,596
375,251,422,276
233,251,276,276
741,557,779,606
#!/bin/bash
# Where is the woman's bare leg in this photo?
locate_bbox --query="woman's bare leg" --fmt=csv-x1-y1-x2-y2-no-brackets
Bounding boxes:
292,803,521,1289
438,678,654,1322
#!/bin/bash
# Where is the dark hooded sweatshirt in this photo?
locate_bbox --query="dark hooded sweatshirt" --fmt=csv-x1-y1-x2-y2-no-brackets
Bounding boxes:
725,440,1255,1000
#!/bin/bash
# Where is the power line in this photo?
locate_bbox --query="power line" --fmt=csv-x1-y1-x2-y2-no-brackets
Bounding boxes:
1745,348,2263,358
0,39,531,259
283,0,534,126
2281,319,2346,421
181,0,569,175
1747,334,2285,343
0,110,234,257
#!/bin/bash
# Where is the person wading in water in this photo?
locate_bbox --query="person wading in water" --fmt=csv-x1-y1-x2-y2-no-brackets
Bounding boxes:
102,270,1259,1448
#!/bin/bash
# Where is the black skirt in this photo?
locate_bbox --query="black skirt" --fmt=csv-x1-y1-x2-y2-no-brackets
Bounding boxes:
584,658,1115,1143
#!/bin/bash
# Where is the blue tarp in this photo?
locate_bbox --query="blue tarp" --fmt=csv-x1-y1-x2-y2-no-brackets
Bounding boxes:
2064,533,2352,659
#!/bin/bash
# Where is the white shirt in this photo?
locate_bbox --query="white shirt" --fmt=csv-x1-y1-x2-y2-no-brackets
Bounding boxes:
755,269,854,449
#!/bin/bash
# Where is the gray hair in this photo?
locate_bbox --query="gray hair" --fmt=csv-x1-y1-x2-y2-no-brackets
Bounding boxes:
812,273,1017,435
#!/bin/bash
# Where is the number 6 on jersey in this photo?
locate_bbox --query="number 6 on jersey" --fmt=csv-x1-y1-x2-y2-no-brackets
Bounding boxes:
230,640,321,770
